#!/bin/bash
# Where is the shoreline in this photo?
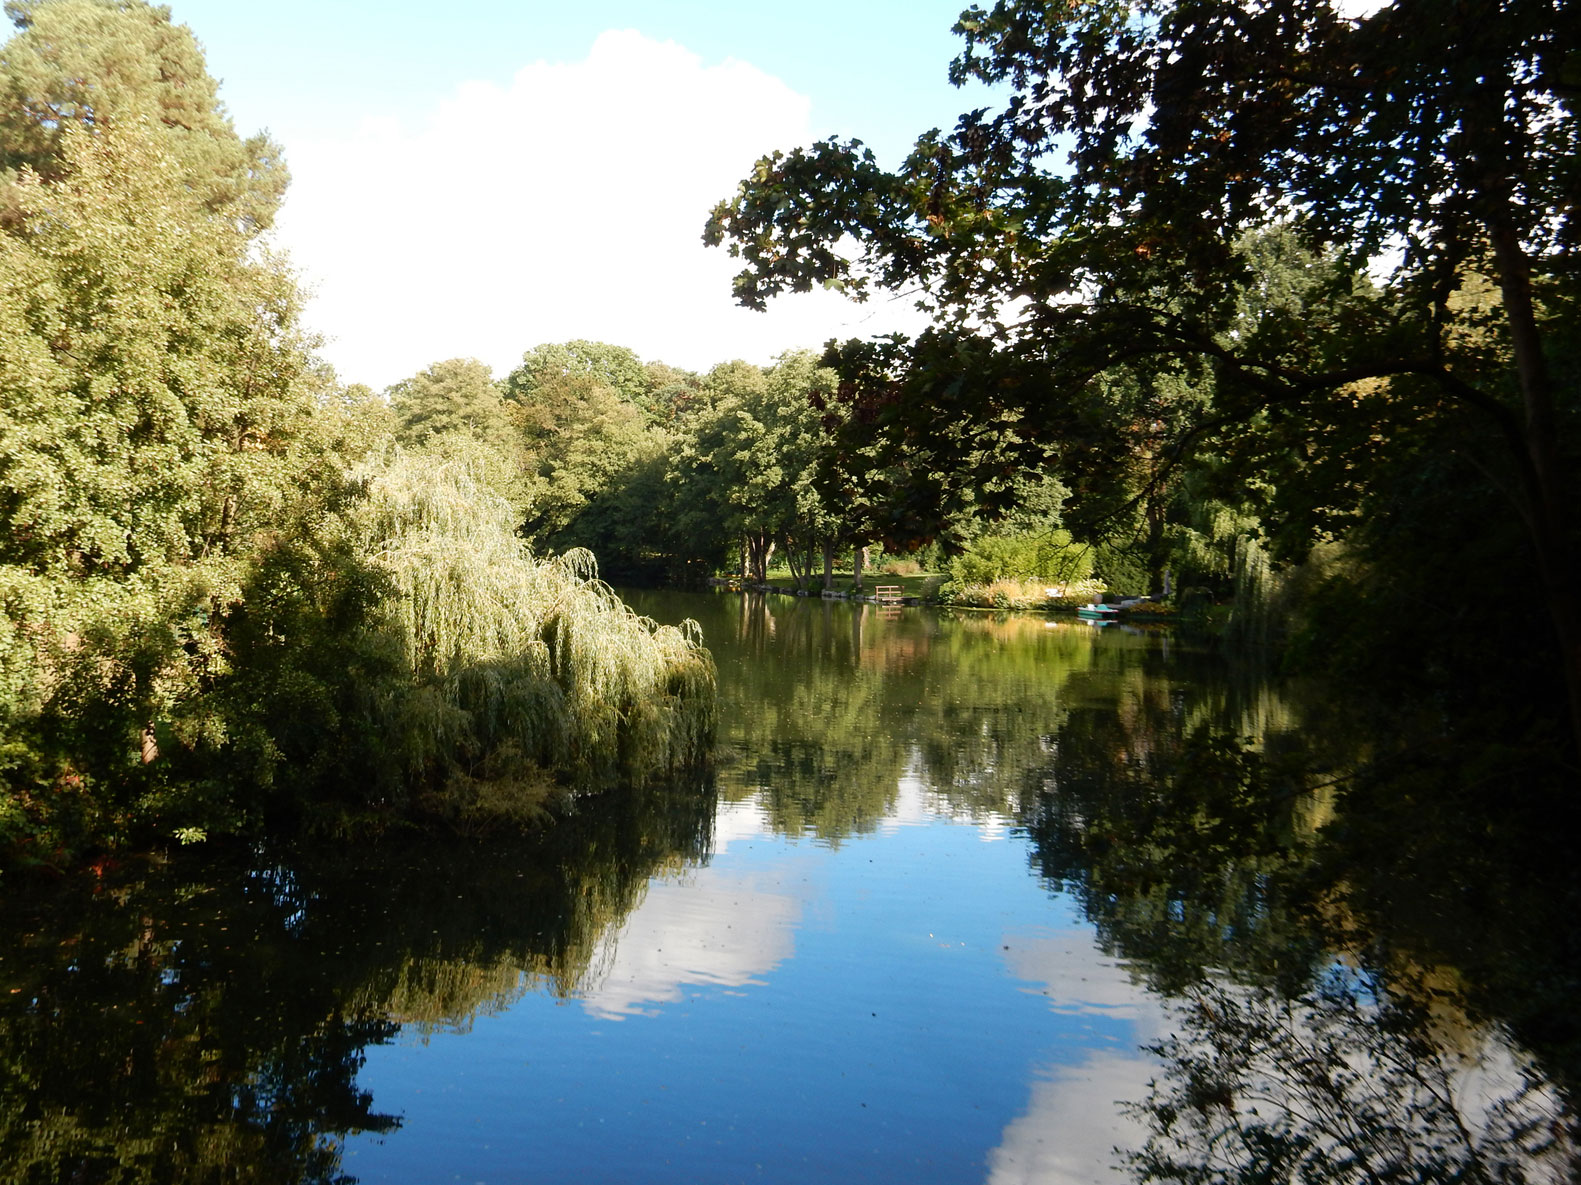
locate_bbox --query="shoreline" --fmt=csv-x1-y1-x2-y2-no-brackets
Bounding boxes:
703,576,1180,623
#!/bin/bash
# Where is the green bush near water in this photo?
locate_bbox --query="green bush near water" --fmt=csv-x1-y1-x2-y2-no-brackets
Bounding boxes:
2,450,718,862
945,530,1095,589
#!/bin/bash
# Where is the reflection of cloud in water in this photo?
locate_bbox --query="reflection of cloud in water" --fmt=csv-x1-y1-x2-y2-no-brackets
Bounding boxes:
987,1051,1153,1185
987,928,1172,1184
880,763,1019,839
879,769,933,833
711,795,775,854
577,870,801,1020
1001,928,1150,1018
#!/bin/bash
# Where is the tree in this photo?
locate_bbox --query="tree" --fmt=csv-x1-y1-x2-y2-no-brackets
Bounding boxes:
0,2,343,855
501,343,707,576
706,0,1580,753
0,0,288,230
667,354,843,588
386,357,509,447
506,340,653,417
507,366,654,553
0,108,338,848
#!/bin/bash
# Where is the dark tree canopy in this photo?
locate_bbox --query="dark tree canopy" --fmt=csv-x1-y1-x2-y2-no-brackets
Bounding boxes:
706,0,1581,752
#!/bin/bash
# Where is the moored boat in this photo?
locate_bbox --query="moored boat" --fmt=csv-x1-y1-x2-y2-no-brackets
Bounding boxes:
1077,602,1121,620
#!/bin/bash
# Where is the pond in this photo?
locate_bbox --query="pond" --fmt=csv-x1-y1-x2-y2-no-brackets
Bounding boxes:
1,590,1575,1183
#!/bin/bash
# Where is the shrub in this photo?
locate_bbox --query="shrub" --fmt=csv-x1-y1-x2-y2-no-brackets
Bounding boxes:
947,530,1095,587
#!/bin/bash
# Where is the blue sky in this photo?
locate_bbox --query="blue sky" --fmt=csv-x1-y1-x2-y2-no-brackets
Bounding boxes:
156,1,998,388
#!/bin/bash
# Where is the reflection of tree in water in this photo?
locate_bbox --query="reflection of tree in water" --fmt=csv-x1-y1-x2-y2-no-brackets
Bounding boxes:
0,779,714,1184
1015,651,1581,1181
710,594,1102,838
1128,974,1576,1184
1019,656,1329,994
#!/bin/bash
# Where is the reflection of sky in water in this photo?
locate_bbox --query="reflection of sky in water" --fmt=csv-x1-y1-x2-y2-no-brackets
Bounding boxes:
341,788,1167,1184
579,871,802,1020
989,934,1172,1185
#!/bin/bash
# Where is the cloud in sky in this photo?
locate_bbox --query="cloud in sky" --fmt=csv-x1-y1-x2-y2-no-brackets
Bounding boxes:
274,30,924,391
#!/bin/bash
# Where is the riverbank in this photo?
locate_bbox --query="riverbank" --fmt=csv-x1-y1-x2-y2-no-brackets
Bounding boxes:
706,574,1182,623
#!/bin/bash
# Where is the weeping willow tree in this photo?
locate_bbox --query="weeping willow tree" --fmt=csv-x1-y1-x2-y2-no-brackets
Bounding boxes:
357,451,715,825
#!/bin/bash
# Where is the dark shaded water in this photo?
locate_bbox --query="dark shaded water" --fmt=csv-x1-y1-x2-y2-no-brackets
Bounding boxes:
1,591,1576,1183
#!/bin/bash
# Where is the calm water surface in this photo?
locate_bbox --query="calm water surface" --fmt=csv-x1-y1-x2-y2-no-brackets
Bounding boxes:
2,590,1573,1183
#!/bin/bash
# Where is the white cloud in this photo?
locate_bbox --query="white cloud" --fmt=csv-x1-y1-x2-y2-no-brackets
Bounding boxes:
273,30,925,390
986,928,1175,1184
576,866,802,1019
986,1051,1155,1185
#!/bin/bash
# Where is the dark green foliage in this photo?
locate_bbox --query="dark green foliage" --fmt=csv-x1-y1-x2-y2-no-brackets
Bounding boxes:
197,516,408,833
1022,709,1327,995
707,0,1581,762
0,2,340,861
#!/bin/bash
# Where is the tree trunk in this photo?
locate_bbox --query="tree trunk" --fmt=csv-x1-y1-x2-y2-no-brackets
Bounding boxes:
823,539,835,591
785,535,808,591
745,533,775,583
853,544,867,593
1490,221,1581,761
1146,494,1169,599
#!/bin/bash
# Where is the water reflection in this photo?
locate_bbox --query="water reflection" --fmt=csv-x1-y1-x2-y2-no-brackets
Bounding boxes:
2,591,1576,1183
0,779,715,1183
685,590,1116,838
579,868,800,1020
657,591,1581,1181
1127,975,1576,1185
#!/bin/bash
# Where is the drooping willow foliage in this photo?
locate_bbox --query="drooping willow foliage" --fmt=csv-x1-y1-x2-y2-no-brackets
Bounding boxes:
357,452,715,824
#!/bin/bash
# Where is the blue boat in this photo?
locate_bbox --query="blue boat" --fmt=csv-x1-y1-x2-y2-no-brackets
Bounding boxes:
1077,602,1120,621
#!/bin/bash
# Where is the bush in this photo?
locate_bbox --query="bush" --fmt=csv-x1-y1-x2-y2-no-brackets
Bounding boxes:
352,452,717,818
1094,542,1151,596
947,530,1095,587
947,577,1105,611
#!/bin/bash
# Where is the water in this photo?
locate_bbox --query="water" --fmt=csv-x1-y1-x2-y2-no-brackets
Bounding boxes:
1,590,1574,1183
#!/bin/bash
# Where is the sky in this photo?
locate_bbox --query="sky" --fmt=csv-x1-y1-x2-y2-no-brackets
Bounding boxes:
159,1,999,390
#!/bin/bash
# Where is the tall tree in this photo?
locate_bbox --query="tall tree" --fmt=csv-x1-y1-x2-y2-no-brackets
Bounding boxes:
0,2,331,849
507,340,652,416
668,354,842,587
0,0,288,230
386,358,509,447
508,365,653,553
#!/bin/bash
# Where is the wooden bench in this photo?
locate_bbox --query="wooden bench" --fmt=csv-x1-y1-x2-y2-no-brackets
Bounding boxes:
874,585,904,605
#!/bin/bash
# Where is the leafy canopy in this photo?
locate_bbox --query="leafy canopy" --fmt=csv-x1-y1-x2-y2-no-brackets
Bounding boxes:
0,0,288,229
706,0,1581,749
